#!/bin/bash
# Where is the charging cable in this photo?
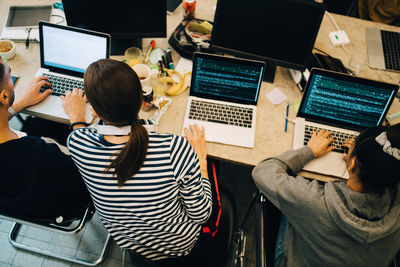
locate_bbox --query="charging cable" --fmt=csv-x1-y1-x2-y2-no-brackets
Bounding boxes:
284,102,296,123
325,11,351,54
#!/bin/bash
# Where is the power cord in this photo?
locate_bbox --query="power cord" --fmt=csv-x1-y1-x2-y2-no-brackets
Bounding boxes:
51,14,65,25
325,11,350,54
284,102,297,124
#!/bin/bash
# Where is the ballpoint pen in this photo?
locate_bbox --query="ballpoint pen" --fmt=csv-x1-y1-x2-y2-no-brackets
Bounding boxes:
144,40,155,63
25,28,32,49
285,102,289,132
161,54,168,74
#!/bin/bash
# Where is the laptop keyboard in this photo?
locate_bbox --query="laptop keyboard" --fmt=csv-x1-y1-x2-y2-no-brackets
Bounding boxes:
188,100,253,128
40,73,84,96
303,125,358,153
381,30,400,71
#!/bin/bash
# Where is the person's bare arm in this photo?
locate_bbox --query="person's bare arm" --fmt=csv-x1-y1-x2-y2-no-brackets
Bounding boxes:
184,124,208,179
9,77,51,120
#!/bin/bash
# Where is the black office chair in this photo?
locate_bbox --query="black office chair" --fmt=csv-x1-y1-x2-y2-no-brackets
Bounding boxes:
122,158,238,267
122,184,237,267
0,201,111,266
209,184,237,266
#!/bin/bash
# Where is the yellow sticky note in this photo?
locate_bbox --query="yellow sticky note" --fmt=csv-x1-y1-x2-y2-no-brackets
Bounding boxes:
294,102,300,112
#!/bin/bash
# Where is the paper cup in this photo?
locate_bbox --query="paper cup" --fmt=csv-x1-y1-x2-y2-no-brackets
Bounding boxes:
0,40,16,60
132,64,151,87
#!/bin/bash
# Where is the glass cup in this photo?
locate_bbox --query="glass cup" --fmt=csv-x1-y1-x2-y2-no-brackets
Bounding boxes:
150,71,171,96
124,47,143,67
0,40,16,60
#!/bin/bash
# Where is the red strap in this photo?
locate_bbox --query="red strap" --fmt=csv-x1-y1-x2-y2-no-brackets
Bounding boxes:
211,161,222,237
202,226,211,233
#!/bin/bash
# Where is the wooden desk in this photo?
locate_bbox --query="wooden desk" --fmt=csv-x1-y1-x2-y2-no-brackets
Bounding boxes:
2,0,400,181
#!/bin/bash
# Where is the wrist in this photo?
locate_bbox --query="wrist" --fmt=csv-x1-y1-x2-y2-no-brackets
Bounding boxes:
69,121,88,131
69,117,87,124
8,106,18,117
12,101,25,113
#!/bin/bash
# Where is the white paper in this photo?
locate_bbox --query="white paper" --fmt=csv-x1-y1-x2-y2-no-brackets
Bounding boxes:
266,87,288,105
172,57,193,82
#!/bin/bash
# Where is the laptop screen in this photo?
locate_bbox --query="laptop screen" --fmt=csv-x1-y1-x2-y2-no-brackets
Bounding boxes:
298,68,398,130
190,53,265,105
39,22,110,76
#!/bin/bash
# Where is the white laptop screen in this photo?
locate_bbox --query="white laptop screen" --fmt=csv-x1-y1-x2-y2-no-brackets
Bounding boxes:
190,53,265,105
40,22,109,75
298,69,398,130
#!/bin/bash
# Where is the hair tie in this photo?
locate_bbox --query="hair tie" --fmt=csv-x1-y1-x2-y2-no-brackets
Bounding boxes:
375,131,400,160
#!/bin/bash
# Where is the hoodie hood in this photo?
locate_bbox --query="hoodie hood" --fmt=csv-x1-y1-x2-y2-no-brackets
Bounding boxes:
325,181,400,244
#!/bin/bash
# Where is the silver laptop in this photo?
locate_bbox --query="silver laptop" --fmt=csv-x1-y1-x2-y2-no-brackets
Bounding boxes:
365,27,400,72
182,52,265,148
25,21,110,124
293,68,398,178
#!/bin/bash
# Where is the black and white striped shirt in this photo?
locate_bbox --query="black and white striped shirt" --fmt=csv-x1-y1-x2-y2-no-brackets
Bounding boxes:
67,127,212,260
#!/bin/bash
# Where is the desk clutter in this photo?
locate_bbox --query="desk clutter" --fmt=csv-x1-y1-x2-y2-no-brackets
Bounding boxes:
1,1,400,267
0,0,398,172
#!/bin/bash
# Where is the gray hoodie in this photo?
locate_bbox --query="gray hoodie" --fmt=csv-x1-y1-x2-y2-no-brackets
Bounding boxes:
252,146,400,267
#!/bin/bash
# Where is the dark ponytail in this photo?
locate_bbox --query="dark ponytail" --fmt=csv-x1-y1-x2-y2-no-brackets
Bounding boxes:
350,123,400,194
84,59,149,186
108,121,148,186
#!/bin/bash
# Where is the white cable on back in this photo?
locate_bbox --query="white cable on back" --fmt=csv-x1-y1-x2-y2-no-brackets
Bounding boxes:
325,11,351,54
325,11,340,31
284,102,296,124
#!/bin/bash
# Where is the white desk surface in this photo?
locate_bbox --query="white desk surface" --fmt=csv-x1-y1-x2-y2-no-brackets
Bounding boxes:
2,0,400,182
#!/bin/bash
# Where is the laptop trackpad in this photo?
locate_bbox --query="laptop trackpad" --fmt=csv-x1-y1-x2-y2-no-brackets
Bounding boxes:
302,152,349,179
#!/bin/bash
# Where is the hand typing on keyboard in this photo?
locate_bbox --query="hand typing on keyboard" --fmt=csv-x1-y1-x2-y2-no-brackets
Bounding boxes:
307,130,335,157
60,88,87,124
12,76,52,112
40,73,84,97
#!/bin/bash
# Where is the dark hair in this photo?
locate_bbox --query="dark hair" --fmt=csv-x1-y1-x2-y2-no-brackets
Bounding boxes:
84,59,148,186
0,60,5,89
349,123,400,194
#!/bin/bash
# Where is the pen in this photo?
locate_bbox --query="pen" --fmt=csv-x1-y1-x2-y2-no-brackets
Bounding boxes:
161,54,168,71
25,28,32,49
285,102,289,132
144,40,155,63
158,60,164,74
165,48,174,70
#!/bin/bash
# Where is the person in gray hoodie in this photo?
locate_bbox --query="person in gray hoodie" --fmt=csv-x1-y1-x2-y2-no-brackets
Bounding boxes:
252,123,400,267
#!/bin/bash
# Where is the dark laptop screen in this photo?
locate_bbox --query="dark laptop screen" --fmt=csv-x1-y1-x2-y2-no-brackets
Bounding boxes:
191,53,265,105
298,69,398,129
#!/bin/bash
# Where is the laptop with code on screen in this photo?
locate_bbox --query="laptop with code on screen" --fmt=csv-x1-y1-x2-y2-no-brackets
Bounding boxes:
182,52,265,148
293,68,398,178
25,21,110,124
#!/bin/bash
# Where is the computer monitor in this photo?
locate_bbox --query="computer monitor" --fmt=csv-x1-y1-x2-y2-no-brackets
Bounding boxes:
210,0,325,82
61,0,167,55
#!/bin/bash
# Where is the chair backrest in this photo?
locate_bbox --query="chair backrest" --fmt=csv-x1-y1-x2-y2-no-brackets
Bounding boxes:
209,185,236,266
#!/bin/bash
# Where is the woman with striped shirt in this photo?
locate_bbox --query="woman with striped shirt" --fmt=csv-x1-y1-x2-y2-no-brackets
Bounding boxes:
61,59,213,264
